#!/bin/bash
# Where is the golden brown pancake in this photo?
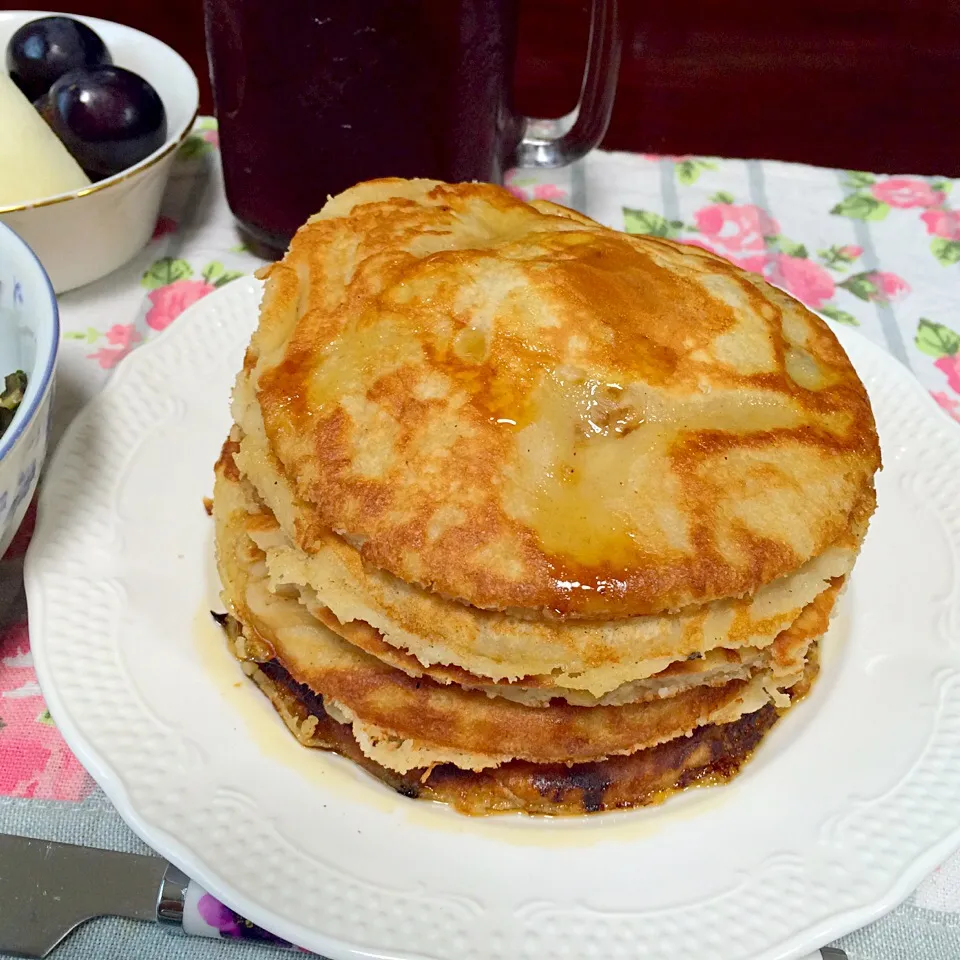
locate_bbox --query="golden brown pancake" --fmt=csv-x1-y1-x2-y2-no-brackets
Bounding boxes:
239,178,880,618
223,432,811,710
225,619,820,816
214,449,838,774
231,414,859,696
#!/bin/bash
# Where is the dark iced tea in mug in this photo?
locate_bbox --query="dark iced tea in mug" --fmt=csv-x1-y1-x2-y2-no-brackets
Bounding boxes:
204,0,523,251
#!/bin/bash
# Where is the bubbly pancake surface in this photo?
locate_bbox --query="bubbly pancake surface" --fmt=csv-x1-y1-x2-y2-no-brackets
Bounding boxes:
242,178,880,617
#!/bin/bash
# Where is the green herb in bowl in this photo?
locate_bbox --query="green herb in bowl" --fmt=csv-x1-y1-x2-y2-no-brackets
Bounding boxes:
0,370,27,436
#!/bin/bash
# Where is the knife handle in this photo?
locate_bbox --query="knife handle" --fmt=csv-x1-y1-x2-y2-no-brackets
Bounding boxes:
158,863,306,950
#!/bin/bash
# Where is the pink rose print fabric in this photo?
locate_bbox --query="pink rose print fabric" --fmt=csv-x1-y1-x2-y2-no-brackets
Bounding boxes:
67,257,244,369
504,172,570,205
141,259,243,334
87,324,142,370
922,208,960,242
916,320,960,422
871,271,910,301
833,170,960,266
936,354,960,394
622,190,909,327
0,505,92,801
0,622,93,800
622,164,956,422
146,279,217,332
914,321,960,422
832,270,912,307
693,202,777,254
871,178,945,210
623,199,778,276
769,254,835,309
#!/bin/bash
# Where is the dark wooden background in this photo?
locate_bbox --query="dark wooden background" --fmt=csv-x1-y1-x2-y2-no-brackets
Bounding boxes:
6,0,958,174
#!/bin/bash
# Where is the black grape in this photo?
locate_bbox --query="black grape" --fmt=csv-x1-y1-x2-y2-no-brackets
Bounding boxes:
7,16,111,102
37,66,167,180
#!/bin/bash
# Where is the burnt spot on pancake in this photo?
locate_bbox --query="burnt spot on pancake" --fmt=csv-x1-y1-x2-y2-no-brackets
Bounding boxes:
673,704,775,790
530,766,613,814
258,659,327,721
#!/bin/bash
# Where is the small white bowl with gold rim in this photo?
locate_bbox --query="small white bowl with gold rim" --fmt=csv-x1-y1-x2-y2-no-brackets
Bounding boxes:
0,11,199,294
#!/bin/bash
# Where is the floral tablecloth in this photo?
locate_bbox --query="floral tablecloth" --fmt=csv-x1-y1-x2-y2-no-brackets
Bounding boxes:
2,119,960,960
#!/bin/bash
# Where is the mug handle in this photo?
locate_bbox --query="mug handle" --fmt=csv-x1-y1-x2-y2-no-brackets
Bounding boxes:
508,0,621,169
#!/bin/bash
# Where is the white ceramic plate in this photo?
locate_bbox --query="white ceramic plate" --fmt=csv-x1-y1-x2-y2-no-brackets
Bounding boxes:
26,277,960,960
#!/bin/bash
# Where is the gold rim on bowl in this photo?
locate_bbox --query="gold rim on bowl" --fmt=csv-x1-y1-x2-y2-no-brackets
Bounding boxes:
0,106,200,216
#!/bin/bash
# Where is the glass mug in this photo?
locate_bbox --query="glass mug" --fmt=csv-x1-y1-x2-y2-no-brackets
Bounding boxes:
203,0,620,253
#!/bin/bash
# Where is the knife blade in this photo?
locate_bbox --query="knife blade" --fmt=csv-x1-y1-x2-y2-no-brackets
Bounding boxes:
0,834,303,957
0,834,166,957
0,833,849,959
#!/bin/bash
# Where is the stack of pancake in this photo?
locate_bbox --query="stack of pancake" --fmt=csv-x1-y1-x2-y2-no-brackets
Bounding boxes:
213,178,880,816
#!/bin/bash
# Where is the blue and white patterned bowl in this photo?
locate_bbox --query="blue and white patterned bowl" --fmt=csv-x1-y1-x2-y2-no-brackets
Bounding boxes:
0,221,58,556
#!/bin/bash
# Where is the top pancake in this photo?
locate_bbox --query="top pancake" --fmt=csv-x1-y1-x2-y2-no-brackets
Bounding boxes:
245,178,880,617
